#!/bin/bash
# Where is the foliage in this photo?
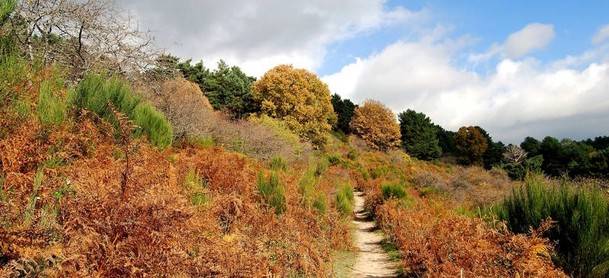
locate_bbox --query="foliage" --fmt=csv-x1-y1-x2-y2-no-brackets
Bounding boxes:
269,156,287,171
398,109,441,160
435,125,457,155
72,74,173,148
252,65,336,147
350,100,401,151
0,0,16,26
376,200,566,277
257,171,287,215
335,183,354,216
495,175,609,277
455,126,488,165
37,78,66,128
178,59,258,118
381,183,407,200
331,93,356,134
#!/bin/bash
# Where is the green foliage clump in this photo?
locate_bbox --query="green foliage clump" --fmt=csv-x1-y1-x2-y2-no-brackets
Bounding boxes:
269,156,287,171
37,79,67,127
495,175,609,277
398,109,441,160
326,153,342,166
335,184,354,216
257,172,287,215
381,183,407,200
312,194,327,215
72,74,173,148
132,104,173,148
183,168,208,206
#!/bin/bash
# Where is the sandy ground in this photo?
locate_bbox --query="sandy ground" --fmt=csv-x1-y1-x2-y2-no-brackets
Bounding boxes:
351,191,400,278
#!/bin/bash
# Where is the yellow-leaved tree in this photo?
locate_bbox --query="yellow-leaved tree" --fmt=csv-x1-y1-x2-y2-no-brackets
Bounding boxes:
252,65,336,147
350,100,401,151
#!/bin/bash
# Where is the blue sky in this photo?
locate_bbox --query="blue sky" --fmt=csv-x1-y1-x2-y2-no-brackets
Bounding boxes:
318,0,609,76
121,0,609,143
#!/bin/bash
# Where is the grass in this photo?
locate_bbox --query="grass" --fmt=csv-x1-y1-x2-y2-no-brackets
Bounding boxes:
183,168,208,206
335,183,354,216
381,183,407,200
269,156,287,171
495,174,609,277
37,78,67,128
257,171,287,215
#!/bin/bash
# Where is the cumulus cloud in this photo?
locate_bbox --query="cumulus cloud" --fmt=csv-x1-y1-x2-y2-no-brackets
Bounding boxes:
593,24,609,44
470,23,555,63
118,0,422,76
324,28,609,143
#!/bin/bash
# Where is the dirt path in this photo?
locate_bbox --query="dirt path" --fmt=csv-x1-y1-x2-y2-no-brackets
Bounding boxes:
351,191,400,278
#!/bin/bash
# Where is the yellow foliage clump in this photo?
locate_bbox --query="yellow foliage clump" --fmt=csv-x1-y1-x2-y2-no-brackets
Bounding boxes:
350,100,401,151
252,65,336,147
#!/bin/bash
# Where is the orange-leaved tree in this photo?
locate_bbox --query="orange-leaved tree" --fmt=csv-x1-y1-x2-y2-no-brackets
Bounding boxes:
252,65,336,147
350,100,401,151
455,126,488,165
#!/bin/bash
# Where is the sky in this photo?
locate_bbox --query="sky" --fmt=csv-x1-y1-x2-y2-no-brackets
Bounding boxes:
118,0,609,143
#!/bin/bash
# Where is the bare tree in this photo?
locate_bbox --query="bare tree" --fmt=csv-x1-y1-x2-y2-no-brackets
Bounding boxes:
10,0,157,78
503,144,527,164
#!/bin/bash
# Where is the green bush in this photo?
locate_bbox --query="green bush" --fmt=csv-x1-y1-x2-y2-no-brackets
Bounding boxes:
326,153,342,166
132,104,173,148
312,194,327,215
381,183,407,200
335,184,354,216
269,156,287,171
257,171,286,215
0,55,29,108
37,79,67,127
72,74,173,148
495,175,609,277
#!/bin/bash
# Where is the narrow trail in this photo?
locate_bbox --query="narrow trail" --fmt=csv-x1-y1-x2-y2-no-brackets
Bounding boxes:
351,191,400,278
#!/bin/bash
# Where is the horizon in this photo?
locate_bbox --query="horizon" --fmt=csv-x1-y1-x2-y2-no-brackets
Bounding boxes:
118,0,609,144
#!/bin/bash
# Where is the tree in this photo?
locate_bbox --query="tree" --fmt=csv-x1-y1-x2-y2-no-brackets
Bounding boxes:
436,125,457,155
166,58,258,118
520,137,541,157
9,0,155,77
331,93,356,134
252,65,336,146
474,126,504,169
539,136,564,176
350,100,401,151
398,109,441,160
454,126,488,165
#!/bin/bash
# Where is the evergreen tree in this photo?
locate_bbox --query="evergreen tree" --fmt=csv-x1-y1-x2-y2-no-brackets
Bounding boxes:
331,94,356,134
398,109,441,160
520,136,541,156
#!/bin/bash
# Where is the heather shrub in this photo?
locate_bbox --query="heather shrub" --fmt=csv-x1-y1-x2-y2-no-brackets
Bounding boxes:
335,183,354,216
495,175,609,277
257,171,287,215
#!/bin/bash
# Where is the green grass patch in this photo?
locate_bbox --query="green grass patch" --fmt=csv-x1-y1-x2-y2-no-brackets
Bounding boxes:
495,174,609,277
269,156,287,171
335,183,354,216
257,171,287,215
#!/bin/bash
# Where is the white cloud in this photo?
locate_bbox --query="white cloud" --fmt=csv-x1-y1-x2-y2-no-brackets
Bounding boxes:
469,23,555,63
324,36,609,143
593,24,609,44
504,23,555,58
118,0,423,76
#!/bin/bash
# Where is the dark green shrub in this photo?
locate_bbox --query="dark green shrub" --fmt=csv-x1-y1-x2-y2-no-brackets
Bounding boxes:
381,183,407,200
326,153,342,166
495,175,609,277
335,184,354,216
72,74,173,148
257,171,286,215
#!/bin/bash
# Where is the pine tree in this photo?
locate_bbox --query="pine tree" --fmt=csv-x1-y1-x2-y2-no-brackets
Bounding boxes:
398,109,441,160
